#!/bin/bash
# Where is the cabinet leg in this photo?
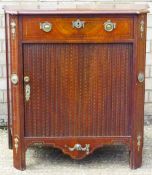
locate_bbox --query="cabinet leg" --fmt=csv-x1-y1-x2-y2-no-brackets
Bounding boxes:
129,146,143,169
8,129,13,149
13,148,26,170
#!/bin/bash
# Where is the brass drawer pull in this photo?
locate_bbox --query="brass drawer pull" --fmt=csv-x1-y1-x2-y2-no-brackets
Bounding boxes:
67,144,90,155
40,22,52,32
72,19,85,29
104,20,116,32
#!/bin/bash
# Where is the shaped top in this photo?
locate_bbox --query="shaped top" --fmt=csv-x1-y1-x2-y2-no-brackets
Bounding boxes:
4,4,149,15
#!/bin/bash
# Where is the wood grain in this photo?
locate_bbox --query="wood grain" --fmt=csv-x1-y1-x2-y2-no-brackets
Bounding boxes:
22,15,134,42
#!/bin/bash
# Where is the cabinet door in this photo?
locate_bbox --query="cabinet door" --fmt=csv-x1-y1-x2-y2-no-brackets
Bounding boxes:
23,43,133,137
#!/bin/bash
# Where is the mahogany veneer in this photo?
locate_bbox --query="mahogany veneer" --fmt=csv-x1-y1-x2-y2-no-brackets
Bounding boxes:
22,16,134,41
4,4,149,170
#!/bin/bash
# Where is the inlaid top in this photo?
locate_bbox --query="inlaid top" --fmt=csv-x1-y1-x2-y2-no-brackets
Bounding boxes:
4,4,149,15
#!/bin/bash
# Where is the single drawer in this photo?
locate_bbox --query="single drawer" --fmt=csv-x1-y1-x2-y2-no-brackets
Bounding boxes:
22,15,134,42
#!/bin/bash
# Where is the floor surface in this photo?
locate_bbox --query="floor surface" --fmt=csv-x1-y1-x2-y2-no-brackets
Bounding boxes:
0,126,152,175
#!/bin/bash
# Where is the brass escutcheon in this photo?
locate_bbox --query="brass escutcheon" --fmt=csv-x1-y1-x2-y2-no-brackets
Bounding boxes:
67,143,90,155
72,19,85,29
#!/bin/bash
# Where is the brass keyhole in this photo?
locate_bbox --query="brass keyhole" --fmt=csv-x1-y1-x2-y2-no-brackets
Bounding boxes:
24,76,30,102
72,19,85,29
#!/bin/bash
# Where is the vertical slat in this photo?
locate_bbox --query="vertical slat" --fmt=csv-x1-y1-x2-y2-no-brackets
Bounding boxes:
44,44,49,136
102,44,107,135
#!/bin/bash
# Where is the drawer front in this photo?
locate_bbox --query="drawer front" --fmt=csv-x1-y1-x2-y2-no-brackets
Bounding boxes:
22,15,134,41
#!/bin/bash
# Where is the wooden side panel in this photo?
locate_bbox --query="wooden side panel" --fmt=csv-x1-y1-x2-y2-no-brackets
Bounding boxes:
129,14,147,169
23,43,133,137
5,13,13,149
9,15,25,170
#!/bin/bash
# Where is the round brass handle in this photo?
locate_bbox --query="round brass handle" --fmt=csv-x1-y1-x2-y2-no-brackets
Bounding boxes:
104,20,116,32
40,22,52,32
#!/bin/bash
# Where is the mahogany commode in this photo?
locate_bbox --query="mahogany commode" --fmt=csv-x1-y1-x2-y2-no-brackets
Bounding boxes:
4,4,149,170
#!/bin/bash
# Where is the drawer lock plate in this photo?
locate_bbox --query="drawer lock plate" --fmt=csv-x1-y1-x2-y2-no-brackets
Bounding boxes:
72,19,85,29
